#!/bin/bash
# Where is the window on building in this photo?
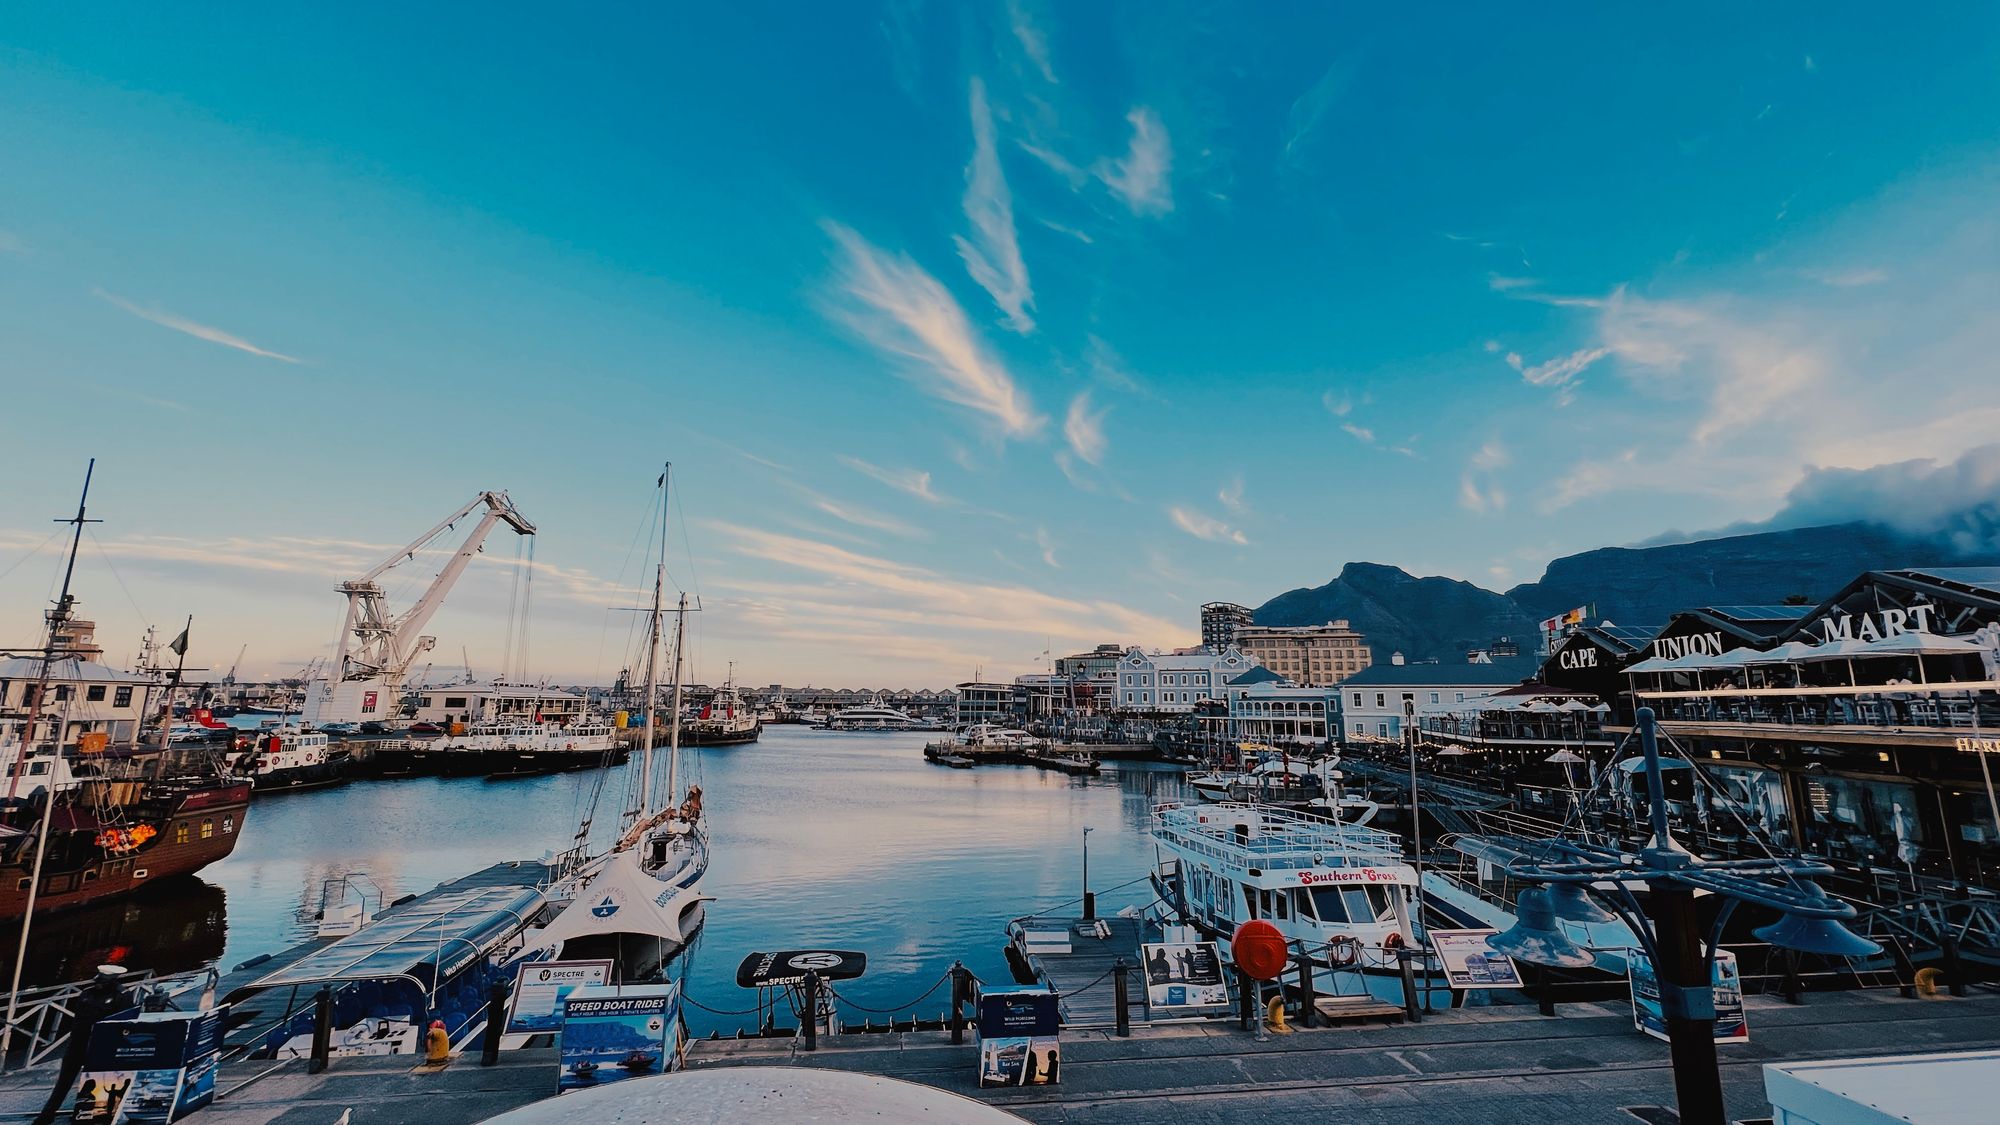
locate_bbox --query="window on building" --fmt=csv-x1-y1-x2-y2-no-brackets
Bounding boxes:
1352,692,1361,707
1375,693,1385,708
445,696,469,708
86,685,107,702
1429,692,1440,704
1377,722,1388,737
54,685,72,702
1455,692,1466,703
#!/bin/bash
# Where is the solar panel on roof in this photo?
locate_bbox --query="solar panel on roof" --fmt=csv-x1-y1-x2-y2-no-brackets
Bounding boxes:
1706,605,1813,620
243,886,544,991
1899,567,2000,590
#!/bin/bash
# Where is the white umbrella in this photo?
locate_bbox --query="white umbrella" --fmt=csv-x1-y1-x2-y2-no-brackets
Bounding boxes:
1749,641,1820,663
1557,699,1594,712
1858,632,1983,656
1798,637,1873,687
1524,701,1564,713
1545,749,1586,764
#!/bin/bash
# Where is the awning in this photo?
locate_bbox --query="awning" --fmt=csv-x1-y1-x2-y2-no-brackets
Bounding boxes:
237,885,544,994
1857,632,1986,657
1797,638,1876,661
1625,653,1711,674
1614,755,1693,773
1750,641,1821,663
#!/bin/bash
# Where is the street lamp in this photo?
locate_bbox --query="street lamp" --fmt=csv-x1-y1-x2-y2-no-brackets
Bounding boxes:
1482,707,1877,1125
1081,825,1095,921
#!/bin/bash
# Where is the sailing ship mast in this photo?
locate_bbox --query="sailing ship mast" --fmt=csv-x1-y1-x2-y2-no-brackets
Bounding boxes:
637,464,668,820
2,460,99,1058
665,592,687,808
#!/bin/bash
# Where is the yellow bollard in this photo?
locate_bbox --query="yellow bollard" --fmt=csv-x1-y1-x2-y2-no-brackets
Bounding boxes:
1915,967,1943,999
1265,995,1293,1034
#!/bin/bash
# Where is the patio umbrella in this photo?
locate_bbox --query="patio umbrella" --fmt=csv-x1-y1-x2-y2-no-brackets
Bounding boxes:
1524,701,1564,713
1797,637,1874,687
1557,699,1594,712
1545,749,1586,764
1856,630,1984,686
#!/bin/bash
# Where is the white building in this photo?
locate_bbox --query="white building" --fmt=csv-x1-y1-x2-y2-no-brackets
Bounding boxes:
0,655,159,794
411,683,588,726
1338,655,1540,744
1115,646,1256,713
1217,666,1337,747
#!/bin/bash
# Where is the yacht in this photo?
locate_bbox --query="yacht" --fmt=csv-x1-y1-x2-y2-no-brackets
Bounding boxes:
818,699,922,731
1186,746,1333,805
232,727,351,792
1151,802,1419,989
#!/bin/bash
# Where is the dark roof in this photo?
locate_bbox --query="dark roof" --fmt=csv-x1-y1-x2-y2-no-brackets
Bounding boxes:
1227,665,1289,686
1703,605,1814,624
1340,657,1539,688
1567,623,1661,656
1660,606,1803,643
1886,568,2000,600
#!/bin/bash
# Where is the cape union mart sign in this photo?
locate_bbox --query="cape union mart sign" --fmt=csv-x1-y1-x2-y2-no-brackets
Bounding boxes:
1958,737,2000,755
1818,605,1939,643
1652,631,1725,661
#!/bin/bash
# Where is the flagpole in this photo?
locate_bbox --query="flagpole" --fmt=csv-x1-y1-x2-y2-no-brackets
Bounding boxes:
157,616,192,752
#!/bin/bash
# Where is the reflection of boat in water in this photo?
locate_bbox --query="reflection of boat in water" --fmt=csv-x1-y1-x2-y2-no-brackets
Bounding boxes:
0,876,226,989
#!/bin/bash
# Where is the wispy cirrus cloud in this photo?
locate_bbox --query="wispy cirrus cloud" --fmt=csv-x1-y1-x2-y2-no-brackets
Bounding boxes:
1321,390,1353,417
93,288,300,363
1501,344,1608,406
954,79,1035,333
1063,390,1108,465
1459,440,1509,513
1004,0,1057,85
709,522,1183,646
1217,477,1248,515
798,488,926,538
1168,505,1247,545
1340,422,1375,444
1034,525,1060,568
1095,107,1173,216
822,221,1044,438
837,455,945,503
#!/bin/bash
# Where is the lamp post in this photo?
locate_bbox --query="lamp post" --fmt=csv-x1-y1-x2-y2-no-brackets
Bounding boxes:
1483,707,1878,1125
1081,825,1095,921
1404,699,1423,920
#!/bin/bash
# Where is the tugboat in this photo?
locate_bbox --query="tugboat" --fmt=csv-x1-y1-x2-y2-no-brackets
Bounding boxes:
231,727,351,792
681,677,760,747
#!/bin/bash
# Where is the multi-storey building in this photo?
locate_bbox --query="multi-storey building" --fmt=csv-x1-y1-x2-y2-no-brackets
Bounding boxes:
1216,666,1338,748
1115,646,1256,713
1338,654,1541,743
1235,619,1373,687
1200,602,1254,650
954,681,1017,727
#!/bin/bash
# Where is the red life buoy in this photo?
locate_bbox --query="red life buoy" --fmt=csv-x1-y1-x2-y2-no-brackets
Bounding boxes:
1382,931,1406,951
1231,919,1290,981
1327,935,1361,966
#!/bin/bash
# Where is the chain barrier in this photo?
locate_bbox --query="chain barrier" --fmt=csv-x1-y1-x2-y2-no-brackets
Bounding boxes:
680,995,764,1017
825,971,952,1015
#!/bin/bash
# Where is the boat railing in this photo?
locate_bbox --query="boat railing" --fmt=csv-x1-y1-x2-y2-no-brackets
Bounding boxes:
1,968,211,1072
1154,804,1404,869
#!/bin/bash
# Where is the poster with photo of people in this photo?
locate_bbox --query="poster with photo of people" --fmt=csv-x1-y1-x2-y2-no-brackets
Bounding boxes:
1140,941,1231,1014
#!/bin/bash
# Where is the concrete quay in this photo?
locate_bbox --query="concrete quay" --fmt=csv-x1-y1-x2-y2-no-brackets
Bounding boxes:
0,988,1994,1123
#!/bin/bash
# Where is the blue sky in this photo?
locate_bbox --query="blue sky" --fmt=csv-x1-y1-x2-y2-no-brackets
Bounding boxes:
3,4,1998,686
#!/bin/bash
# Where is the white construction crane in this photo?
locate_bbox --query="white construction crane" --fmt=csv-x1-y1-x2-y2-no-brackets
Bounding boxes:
304,491,535,726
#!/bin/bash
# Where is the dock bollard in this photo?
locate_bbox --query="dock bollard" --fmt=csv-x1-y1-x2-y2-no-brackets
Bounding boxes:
1940,932,1968,997
309,986,334,1074
949,962,968,1045
1536,964,1556,1017
1296,956,1315,1029
1397,951,1421,1024
803,970,820,1052
1112,957,1130,1038
482,980,509,1065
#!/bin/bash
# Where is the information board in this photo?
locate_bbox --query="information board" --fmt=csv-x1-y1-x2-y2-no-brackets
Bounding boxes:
76,1007,227,1124
556,983,683,1093
1139,941,1231,1013
506,960,612,1034
975,989,1061,1089
1428,928,1526,990
1627,948,1748,1044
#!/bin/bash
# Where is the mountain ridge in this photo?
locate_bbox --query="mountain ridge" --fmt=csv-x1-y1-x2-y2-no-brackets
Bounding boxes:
1252,520,2000,663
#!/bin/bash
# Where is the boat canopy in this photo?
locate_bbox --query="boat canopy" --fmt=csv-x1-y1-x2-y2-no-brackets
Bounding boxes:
238,886,544,994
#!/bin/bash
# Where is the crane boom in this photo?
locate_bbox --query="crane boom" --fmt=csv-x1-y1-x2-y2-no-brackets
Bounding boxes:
306,490,534,726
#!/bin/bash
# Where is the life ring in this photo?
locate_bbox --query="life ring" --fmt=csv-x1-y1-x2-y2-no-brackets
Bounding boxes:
1382,932,1406,951
1327,935,1361,967
566,742,575,751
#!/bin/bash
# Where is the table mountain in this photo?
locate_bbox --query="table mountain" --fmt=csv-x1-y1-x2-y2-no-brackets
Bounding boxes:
1254,521,2000,664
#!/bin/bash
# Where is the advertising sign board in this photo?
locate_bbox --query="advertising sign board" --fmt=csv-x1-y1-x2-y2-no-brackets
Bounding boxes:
556,983,683,1093
506,960,612,1034
76,1007,227,1124
976,989,1061,1089
1139,941,1231,1013
1428,928,1525,990
1628,948,1748,1044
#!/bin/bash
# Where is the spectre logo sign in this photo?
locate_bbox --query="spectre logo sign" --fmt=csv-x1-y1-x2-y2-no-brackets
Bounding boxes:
787,953,843,971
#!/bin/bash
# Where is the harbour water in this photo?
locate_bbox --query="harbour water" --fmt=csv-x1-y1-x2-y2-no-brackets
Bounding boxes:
9,727,1191,1034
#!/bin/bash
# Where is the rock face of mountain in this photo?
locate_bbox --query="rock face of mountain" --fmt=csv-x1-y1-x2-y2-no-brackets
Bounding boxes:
1254,522,2000,664
1254,562,1540,665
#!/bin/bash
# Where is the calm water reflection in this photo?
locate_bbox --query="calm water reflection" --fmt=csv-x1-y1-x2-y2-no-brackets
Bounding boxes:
26,728,1189,1032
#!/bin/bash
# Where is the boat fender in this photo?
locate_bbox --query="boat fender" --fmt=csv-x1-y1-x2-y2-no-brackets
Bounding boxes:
1327,935,1361,967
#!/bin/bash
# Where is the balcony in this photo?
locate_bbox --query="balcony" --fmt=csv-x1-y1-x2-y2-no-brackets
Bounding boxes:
1632,687,2000,749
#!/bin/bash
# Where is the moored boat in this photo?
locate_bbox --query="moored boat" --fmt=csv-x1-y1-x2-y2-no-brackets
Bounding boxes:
232,727,351,792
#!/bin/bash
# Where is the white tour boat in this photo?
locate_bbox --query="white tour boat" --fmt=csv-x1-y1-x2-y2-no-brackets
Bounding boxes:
1151,802,1419,990
232,727,351,792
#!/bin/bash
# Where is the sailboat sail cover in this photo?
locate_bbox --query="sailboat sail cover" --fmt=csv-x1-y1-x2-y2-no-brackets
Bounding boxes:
532,849,705,956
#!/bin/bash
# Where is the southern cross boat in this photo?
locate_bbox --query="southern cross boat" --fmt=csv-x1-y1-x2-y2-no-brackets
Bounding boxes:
1151,802,1420,990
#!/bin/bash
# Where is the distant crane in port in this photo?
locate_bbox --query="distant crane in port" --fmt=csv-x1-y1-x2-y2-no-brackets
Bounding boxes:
223,643,247,685
304,491,536,726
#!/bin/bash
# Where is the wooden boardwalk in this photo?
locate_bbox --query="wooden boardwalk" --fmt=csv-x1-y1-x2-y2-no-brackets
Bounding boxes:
1011,915,1150,1028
